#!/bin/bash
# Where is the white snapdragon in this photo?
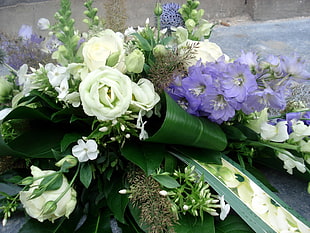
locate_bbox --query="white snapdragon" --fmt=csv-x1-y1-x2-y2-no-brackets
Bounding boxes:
219,195,230,220
289,120,310,142
277,151,306,175
260,121,289,142
72,138,99,162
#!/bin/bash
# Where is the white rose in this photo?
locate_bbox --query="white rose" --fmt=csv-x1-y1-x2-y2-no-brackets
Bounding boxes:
82,29,126,72
130,78,160,112
179,39,228,68
19,166,77,222
79,66,132,121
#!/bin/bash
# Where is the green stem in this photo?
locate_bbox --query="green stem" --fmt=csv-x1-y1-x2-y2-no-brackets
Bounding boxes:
54,163,80,204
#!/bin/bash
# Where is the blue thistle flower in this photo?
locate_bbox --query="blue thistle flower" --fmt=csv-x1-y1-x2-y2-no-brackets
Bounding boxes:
160,3,184,30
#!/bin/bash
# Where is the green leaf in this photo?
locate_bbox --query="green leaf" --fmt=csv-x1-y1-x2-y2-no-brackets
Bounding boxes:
215,215,254,233
121,142,165,176
106,174,129,223
40,173,63,191
171,146,222,164
61,133,82,152
221,125,247,141
152,174,180,188
132,33,153,51
3,106,51,122
146,92,227,151
76,211,112,233
7,127,65,158
174,214,215,233
80,162,92,188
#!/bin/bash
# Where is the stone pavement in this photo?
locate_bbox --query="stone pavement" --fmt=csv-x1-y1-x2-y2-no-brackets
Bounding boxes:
1,17,310,232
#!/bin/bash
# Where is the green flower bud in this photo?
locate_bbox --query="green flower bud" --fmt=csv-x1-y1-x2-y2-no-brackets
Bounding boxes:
185,19,196,31
153,44,168,57
0,77,13,103
106,51,121,67
55,155,78,168
41,201,57,215
154,2,163,17
125,49,145,73
19,176,34,186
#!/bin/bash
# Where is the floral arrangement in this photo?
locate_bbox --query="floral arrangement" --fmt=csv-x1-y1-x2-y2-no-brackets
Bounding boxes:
0,0,309,232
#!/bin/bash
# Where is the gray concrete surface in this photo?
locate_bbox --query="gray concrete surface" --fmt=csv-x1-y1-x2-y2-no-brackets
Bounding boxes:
0,16,310,232
1,0,310,36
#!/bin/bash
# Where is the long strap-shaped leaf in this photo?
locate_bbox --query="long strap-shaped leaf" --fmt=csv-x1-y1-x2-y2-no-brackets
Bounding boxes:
169,150,310,233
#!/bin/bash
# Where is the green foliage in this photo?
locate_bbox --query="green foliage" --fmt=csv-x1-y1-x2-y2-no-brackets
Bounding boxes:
80,162,92,188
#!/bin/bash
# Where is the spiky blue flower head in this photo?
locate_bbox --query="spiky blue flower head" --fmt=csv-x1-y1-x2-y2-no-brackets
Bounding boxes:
160,3,184,30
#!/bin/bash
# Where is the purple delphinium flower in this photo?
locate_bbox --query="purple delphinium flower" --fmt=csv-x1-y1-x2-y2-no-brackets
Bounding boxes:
302,111,310,125
236,51,259,71
280,54,310,82
221,61,257,104
160,3,184,30
18,25,33,40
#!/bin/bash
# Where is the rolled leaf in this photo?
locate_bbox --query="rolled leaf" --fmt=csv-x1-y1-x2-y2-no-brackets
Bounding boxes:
146,92,227,151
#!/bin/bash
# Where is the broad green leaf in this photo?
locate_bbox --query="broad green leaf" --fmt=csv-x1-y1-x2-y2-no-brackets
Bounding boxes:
221,125,247,141
61,133,82,152
3,106,51,122
174,214,215,233
80,162,92,188
121,142,165,176
171,146,222,164
106,173,129,223
152,174,180,188
0,133,25,157
7,127,64,158
76,211,112,233
215,215,254,233
146,92,227,151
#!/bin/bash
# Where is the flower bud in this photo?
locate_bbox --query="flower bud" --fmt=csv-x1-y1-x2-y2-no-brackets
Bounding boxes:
0,78,13,103
119,189,128,194
41,201,57,215
159,190,168,196
154,2,163,17
183,204,190,211
185,19,196,31
125,49,145,73
37,18,50,30
19,176,34,186
55,155,78,168
153,44,167,57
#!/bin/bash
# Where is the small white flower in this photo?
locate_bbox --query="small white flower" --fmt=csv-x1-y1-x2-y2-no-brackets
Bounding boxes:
219,195,230,220
159,190,168,196
65,92,80,107
37,18,50,30
2,217,7,226
72,139,99,162
55,78,69,100
46,63,70,88
260,121,289,142
277,151,306,175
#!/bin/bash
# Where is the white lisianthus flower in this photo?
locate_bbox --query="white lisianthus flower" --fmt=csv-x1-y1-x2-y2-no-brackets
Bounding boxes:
178,39,228,68
19,166,77,222
277,151,306,175
289,120,310,142
130,78,160,112
82,29,126,72
37,18,50,30
72,138,99,162
260,121,289,142
79,67,132,121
